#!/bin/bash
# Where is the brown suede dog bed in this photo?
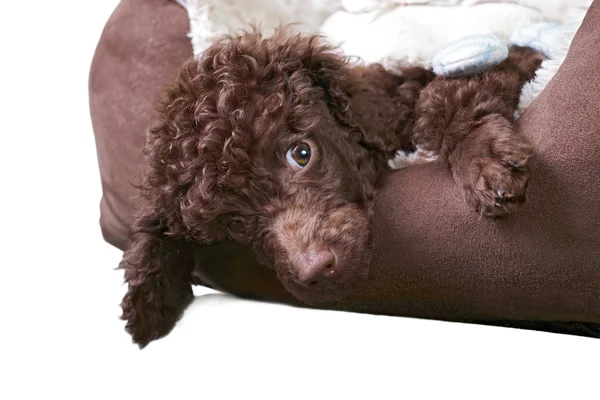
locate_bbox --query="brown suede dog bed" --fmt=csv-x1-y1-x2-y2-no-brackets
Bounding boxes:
90,0,600,338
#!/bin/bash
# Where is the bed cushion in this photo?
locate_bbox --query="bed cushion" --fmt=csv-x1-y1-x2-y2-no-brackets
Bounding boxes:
89,0,600,337
89,0,192,249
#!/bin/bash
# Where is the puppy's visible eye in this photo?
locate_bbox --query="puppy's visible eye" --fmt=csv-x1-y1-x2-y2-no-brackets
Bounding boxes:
228,220,246,236
286,142,311,169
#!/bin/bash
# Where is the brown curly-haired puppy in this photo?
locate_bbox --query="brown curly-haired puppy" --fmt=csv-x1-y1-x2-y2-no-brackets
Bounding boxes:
119,29,542,347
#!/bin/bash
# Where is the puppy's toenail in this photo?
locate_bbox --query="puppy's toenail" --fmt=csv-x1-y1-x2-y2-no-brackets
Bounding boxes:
497,189,504,197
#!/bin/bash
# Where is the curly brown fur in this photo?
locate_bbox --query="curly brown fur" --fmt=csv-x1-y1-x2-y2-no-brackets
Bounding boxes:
119,29,541,347
119,209,195,347
414,46,543,217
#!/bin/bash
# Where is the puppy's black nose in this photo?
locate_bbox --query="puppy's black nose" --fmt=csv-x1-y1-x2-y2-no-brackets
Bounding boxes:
298,248,337,286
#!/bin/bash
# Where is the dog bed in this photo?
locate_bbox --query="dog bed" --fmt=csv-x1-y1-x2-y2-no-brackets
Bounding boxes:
89,0,600,338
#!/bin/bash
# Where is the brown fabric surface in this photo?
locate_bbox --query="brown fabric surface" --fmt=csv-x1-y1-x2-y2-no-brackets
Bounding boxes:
90,0,192,249
90,0,600,335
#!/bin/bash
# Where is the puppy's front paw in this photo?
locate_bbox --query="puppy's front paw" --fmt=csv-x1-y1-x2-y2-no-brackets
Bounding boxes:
465,157,530,218
452,118,532,218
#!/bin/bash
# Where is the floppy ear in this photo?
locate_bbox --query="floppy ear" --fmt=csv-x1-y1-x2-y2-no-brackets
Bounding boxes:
119,206,195,348
347,64,434,154
302,41,434,156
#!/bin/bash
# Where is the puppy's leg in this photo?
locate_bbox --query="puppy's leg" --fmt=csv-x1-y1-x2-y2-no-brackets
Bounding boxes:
413,47,543,217
119,209,195,348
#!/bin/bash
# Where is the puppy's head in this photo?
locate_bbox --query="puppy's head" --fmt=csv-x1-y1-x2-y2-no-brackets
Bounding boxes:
141,30,403,305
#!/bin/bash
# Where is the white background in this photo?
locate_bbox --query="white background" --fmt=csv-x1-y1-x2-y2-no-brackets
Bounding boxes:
0,1,598,399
